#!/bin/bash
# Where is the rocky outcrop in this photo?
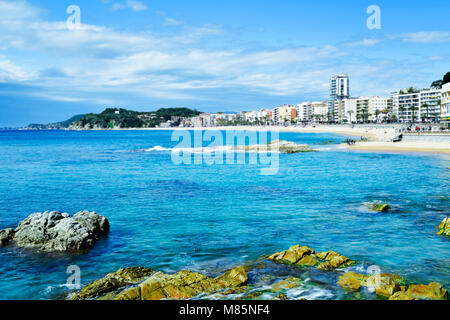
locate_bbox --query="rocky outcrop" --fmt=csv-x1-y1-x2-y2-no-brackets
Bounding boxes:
437,217,450,237
267,245,354,270
0,211,109,252
404,283,448,300
367,202,391,212
234,140,316,154
70,267,155,300
0,228,14,246
338,272,448,300
71,266,248,300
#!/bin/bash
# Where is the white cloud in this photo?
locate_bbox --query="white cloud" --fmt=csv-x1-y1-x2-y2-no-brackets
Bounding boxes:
0,58,35,82
393,31,450,43
344,38,382,47
0,0,449,106
163,18,183,27
112,0,148,12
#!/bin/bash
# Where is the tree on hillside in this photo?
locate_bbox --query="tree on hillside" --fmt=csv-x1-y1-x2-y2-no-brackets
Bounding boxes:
431,80,443,89
443,72,450,85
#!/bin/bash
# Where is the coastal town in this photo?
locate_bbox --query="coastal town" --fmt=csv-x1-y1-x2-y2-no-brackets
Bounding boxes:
158,73,450,130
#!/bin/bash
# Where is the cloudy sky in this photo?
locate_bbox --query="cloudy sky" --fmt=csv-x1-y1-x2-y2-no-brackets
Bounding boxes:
0,0,449,126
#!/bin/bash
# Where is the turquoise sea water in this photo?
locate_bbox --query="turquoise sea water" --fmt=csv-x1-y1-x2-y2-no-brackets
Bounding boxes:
0,130,448,300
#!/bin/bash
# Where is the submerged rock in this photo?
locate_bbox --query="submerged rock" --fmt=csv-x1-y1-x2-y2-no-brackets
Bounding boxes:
270,278,302,291
338,272,447,300
72,266,248,300
337,272,369,292
437,217,450,237
316,251,355,270
234,140,316,154
405,283,448,300
0,228,14,246
0,211,109,252
267,245,354,270
368,202,391,212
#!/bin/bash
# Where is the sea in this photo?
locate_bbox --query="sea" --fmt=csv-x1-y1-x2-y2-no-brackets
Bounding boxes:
0,129,448,300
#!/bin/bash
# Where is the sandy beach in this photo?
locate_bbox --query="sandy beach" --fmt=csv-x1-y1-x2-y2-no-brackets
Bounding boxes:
347,141,450,155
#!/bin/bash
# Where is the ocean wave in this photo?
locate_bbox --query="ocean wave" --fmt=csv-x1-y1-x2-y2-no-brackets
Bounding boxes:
135,145,280,154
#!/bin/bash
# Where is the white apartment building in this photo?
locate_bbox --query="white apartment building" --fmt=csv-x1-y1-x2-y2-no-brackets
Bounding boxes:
329,74,350,121
369,97,392,122
333,98,357,123
420,88,442,122
392,88,442,123
442,83,450,124
312,101,328,122
200,113,213,127
391,91,420,123
259,109,273,124
297,103,314,122
274,105,296,124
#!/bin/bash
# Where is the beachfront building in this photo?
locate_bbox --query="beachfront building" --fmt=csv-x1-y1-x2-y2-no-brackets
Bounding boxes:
200,113,213,127
392,88,442,123
329,74,350,122
420,88,442,123
274,105,297,124
213,113,237,126
312,101,328,122
355,97,370,122
261,109,273,123
297,103,314,123
391,89,421,123
442,83,450,125
333,98,357,123
368,96,392,122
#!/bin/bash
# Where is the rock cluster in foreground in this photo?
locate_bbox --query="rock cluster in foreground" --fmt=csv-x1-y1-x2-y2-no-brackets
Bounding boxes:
234,140,316,154
338,271,448,300
0,211,109,252
267,245,355,270
70,243,448,301
70,266,248,300
438,217,449,237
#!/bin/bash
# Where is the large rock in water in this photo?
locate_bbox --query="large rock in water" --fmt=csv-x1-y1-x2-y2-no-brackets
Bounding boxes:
267,245,354,270
234,140,316,154
0,211,109,252
70,267,154,300
338,271,448,300
437,217,450,237
71,266,248,300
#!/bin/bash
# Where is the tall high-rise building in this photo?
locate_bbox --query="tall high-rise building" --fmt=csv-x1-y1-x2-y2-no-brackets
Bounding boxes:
328,74,350,122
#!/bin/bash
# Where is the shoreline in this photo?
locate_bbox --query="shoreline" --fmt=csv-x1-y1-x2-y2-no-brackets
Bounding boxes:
346,142,450,156
21,125,450,156
67,125,387,139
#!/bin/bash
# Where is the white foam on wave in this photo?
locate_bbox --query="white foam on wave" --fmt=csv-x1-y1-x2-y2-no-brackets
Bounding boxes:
137,145,280,154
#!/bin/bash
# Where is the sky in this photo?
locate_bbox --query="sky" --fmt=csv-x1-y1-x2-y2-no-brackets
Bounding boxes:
0,0,449,126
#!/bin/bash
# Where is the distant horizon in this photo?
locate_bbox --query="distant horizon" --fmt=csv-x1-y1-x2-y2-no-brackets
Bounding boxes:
1,0,450,126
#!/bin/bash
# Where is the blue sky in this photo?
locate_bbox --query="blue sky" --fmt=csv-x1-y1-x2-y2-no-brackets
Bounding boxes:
0,0,449,126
